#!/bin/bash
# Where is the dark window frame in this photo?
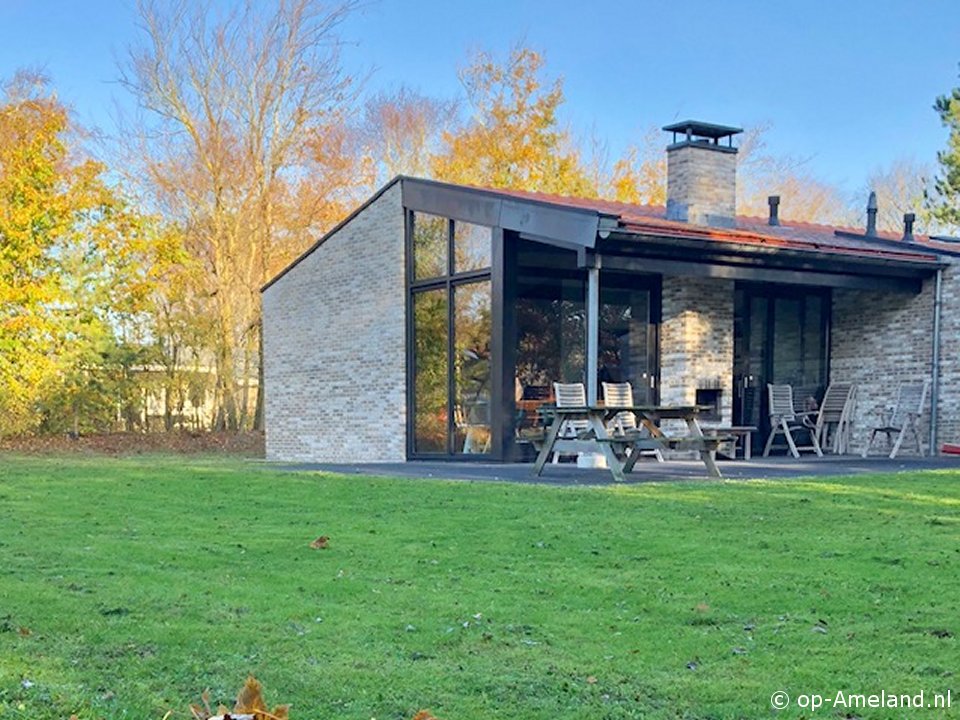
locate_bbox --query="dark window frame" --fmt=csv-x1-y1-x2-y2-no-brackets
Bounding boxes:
407,210,494,460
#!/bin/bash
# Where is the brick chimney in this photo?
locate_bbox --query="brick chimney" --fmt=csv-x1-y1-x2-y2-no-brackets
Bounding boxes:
663,120,742,228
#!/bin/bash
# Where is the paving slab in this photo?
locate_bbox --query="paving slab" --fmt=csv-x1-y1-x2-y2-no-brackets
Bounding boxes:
276,455,960,486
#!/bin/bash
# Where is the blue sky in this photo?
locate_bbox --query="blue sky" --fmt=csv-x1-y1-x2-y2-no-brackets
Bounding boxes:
2,0,959,196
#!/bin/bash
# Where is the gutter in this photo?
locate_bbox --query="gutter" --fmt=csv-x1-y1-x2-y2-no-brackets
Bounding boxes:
930,268,943,455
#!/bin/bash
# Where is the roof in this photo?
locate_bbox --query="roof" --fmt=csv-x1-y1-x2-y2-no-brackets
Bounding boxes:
262,177,945,293
472,185,944,266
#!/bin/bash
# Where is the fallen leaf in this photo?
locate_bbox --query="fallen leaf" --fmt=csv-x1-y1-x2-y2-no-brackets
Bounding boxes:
309,536,329,549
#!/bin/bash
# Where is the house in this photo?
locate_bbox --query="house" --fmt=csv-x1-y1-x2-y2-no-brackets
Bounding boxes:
261,121,960,463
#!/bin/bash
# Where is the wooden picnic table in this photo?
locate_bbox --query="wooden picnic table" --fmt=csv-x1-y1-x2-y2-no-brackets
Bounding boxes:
532,404,727,481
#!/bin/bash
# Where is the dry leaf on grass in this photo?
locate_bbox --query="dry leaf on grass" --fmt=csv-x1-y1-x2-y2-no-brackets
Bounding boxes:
309,536,329,549
190,677,288,720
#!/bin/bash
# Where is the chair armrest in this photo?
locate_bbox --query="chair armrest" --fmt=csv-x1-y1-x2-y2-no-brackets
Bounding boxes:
794,410,816,427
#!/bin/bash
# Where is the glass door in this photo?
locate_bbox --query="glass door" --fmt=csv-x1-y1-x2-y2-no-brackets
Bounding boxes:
598,276,659,405
733,285,830,443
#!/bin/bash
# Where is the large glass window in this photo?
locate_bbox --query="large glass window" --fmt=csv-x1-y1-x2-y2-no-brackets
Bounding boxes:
454,281,492,453
413,289,448,453
413,213,448,280
454,222,492,273
409,210,493,457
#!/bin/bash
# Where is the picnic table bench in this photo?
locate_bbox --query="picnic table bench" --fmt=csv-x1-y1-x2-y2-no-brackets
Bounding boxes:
532,404,734,481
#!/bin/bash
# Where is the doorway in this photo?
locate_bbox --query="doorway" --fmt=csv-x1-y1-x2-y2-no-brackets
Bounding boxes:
733,284,830,443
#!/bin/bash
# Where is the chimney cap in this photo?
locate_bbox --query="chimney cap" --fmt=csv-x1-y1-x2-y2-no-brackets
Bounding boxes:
663,120,743,153
663,119,743,139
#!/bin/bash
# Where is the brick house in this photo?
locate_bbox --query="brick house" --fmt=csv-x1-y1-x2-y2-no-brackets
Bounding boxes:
262,121,960,463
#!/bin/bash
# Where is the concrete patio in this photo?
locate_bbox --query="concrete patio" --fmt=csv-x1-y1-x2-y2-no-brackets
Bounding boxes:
279,454,960,486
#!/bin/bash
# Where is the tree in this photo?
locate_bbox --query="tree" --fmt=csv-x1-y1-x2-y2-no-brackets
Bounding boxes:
928,75,960,231
119,0,365,430
599,127,667,206
361,87,459,186
0,71,153,434
734,125,855,226
432,46,595,196
864,159,933,234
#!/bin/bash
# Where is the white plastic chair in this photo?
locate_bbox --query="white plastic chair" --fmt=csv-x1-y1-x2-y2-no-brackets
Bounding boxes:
601,381,664,463
861,380,929,458
762,383,822,458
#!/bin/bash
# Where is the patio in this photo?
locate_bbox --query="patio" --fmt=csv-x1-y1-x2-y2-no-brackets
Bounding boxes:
279,455,960,486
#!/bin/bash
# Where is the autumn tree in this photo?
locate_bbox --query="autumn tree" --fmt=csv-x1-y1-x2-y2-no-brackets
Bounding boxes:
595,126,667,205
432,46,595,196
0,71,163,434
360,86,459,186
120,0,365,430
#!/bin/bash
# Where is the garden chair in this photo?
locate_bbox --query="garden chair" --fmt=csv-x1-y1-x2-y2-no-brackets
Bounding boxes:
762,383,822,458
550,382,590,463
861,380,929,459
802,382,857,454
601,381,664,463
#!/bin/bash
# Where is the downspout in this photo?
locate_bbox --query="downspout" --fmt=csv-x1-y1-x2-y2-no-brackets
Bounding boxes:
929,268,943,456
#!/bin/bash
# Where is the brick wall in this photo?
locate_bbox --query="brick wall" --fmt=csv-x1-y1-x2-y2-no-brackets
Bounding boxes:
666,145,738,227
660,277,735,432
262,183,406,462
830,262,960,454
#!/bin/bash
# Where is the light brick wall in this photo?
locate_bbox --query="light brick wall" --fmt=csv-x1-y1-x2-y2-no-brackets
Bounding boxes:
666,145,737,227
262,183,406,462
935,264,960,446
829,262,960,454
660,277,735,431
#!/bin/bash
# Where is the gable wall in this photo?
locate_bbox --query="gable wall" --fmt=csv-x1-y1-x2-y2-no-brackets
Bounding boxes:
262,183,406,462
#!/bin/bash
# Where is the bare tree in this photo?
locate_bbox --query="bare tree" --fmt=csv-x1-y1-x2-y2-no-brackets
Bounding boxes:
864,158,934,233
119,0,363,430
360,86,459,185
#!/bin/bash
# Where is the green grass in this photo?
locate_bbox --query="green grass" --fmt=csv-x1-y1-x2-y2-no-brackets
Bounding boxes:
0,455,958,719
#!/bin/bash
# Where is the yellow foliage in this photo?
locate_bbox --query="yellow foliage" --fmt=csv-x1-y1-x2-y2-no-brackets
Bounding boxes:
432,46,595,197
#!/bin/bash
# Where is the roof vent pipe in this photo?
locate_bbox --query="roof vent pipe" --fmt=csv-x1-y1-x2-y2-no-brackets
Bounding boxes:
768,195,780,226
866,191,878,236
903,213,916,242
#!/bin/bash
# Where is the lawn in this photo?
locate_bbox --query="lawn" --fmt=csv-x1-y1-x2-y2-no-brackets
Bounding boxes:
0,455,957,719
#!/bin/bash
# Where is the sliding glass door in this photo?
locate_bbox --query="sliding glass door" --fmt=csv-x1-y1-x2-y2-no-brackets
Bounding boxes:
733,284,830,441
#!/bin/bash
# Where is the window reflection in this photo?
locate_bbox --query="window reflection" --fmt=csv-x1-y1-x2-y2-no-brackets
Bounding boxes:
454,221,492,273
454,281,492,453
413,212,448,280
413,289,448,452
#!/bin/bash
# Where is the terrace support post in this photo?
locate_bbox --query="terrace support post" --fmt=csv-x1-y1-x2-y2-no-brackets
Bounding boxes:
586,257,601,406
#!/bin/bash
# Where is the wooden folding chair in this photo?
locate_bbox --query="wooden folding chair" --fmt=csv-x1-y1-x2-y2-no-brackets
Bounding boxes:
762,383,822,458
861,380,929,458
803,382,857,454
601,381,664,463
551,382,590,463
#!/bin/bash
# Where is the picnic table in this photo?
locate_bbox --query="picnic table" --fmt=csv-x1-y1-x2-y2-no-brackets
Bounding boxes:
532,404,727,481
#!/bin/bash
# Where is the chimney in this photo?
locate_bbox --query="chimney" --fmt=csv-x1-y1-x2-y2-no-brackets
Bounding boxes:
865,191,878,236
768,195,780,226
663,120,743,228
903,213,915,242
